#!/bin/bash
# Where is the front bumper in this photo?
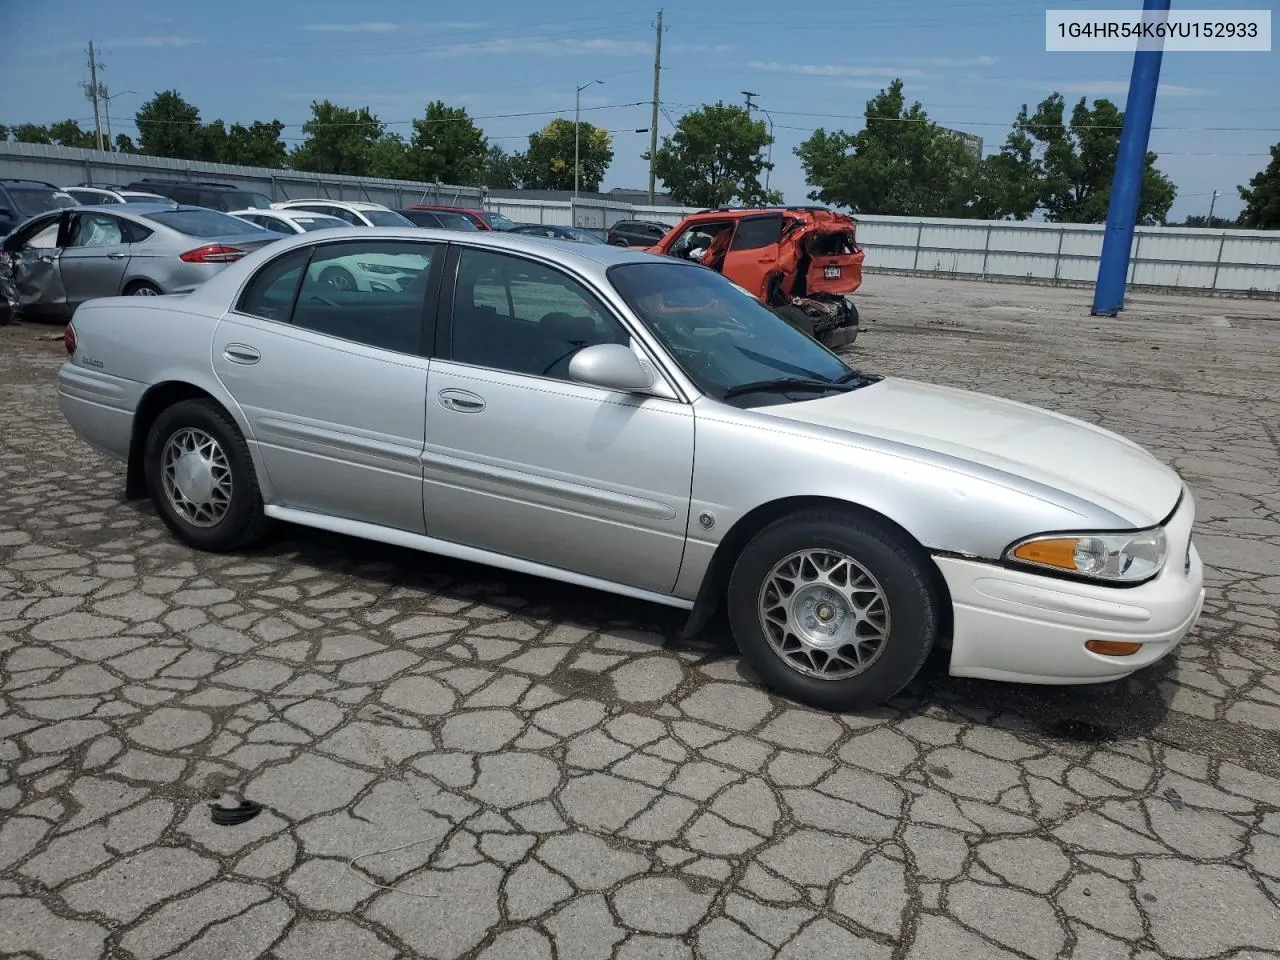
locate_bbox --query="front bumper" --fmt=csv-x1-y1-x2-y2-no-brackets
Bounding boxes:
938,490,1205,685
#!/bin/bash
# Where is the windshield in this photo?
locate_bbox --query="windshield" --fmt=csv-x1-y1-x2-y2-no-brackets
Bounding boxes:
365,209,416,227
144,208,265,237
8,186,79,217
227,191,272,209
609,261,863,406
294,216,347,232
484,211,517,230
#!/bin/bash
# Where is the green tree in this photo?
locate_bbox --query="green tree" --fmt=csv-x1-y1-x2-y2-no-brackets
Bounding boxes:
965,106,1041,220
367,134,414,180
135,90,206,160
1237,143,1280,229
12,123,52,144
795,79,976,217
1182,214,1237,228
517,118,613,191
480,144,520,188
290,100,387,176
219,120,287,168
1008,93,1176,225
0,124,9,142
650,102,780,208
114,133,139,153
409,100,488,184
47,119,99,148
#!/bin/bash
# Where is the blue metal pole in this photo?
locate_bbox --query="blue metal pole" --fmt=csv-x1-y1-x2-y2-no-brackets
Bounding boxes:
1091,0,1171,316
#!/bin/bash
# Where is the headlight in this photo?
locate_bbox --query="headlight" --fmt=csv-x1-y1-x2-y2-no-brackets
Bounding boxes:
1005,528,1167,584
357,262,400,274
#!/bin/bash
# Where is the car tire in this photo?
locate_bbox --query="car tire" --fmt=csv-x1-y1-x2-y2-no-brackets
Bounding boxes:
125,281,163,296
143,398,271,552
726,509,938,711
319,266,356,290
610,238,629,246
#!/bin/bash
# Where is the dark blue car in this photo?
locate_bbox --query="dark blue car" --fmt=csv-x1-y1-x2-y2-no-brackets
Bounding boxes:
0,179,78,237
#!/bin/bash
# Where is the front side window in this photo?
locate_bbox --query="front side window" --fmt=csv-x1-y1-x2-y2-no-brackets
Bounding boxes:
450,247,629,380
364,209,415,227
290,240,439,354
68,213,125,247
609,260,861,407
226,191,272,210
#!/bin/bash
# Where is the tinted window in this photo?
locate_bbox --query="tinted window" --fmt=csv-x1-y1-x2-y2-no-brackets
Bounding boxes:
262,218,296,234
400,210,441,227
290,240,439,354
68,213,126,247
68,189,118,204
609,261,852,405
170,187,200,205
237,247,310,323
197,190,224,210
364,209,415,227
6,186,78,217
226,191,272,209
450,247,629,380
730,215,783,250
143,209,261,237
435,212,479,231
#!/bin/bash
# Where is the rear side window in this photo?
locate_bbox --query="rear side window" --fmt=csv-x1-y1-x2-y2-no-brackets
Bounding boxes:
236,247,311,322
143,209,260,237
729,215,782,250
170,187,200,205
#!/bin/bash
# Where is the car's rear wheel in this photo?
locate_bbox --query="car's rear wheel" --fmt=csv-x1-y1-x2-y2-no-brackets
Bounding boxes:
610,238,630,246
126,281,162,296
144,399,270,552
726,510,938,710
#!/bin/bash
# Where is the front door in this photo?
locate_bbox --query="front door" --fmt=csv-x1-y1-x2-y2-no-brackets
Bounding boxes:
212,237,444,533
59,212,134,307
1,212,68,315
423,245,695,595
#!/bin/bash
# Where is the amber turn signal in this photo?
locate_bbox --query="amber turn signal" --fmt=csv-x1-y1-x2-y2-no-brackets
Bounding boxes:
1085,640,1143,657
1011,538,1080,570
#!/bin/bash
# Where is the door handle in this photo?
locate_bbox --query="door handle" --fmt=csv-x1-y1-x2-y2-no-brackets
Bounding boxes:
438,388,485,413
223,344,261,365
107,252,127,260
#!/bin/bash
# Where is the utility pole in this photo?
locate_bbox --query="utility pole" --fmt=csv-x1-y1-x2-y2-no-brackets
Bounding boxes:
84,41,105,151
1090,0,1171,316
646,9,664,206
1207,189,1220,224
742,90,758,113
743,92,774,198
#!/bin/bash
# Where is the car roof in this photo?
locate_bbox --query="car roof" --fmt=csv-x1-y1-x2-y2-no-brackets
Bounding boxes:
277,199,388,211
186,225,680,306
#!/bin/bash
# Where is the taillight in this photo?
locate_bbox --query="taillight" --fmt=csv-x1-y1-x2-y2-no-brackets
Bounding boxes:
64,322,77,355
179,244,246,264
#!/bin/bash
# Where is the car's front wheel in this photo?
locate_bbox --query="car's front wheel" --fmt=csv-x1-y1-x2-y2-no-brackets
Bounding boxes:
726,510,938,710
143,398,271,552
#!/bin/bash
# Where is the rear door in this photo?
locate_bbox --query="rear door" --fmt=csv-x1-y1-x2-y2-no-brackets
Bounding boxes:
719,214,784,300
58,212,134,307
212,237,444,533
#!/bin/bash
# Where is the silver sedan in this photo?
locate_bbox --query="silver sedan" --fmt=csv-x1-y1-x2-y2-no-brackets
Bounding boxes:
1,203,276,320
55,227,1205,710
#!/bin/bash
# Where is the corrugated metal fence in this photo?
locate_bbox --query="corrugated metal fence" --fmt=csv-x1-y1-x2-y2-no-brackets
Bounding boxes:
0,141,484,209
5,142,1278,296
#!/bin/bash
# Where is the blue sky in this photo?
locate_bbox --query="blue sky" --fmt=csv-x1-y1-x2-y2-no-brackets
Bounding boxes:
6,0,1278,221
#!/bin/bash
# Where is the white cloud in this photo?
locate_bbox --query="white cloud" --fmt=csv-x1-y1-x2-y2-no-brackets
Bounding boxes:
748,60,925,78
838,79,910,90
921,55,997,67
104,35,200,48
437,36,653,57
304,22,399,33
1054,80,1207,97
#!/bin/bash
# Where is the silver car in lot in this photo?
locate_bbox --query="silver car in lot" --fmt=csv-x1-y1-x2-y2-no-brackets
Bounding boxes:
56,227,1205,710
1,203,277,320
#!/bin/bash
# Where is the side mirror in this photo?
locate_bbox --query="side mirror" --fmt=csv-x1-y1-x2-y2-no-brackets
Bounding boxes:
568,343,654,392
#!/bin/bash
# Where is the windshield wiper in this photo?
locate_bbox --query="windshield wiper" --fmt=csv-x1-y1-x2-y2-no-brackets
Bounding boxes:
722,377,860,400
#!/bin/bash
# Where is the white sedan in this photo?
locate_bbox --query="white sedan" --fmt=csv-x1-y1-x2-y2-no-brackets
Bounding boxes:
54,227,1205,710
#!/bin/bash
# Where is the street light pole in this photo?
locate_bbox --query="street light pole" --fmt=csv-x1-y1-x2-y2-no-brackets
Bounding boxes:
575,79,604,201
760,106,774,195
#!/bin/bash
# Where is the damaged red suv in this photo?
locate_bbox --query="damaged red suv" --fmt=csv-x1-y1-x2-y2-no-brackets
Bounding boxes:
642,206,864,349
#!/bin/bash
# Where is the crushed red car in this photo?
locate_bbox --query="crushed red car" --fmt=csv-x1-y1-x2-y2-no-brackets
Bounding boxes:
641,206,865,349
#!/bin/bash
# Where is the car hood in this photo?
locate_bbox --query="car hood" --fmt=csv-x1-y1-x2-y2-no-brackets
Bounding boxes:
758,377,1183,527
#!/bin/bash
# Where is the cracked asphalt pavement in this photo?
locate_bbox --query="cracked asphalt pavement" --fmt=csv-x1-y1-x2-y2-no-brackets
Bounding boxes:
2,276,1279,960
